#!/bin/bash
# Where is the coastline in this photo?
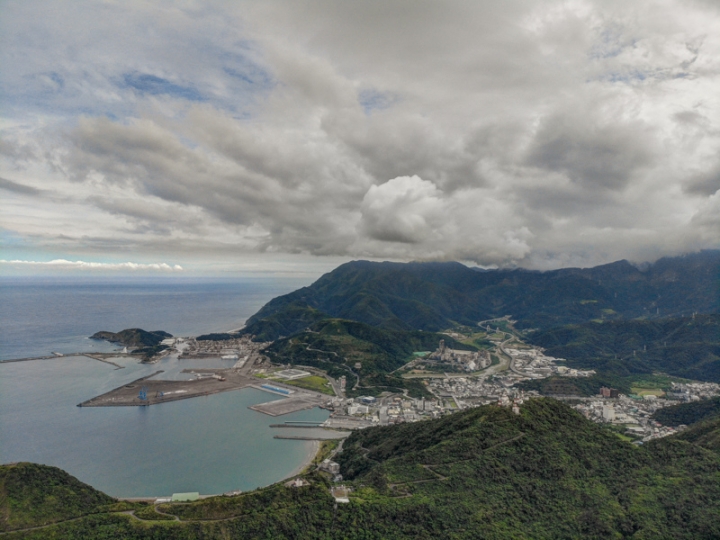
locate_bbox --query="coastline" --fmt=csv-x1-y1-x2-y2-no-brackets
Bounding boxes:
282,440,320,480
116,439,322,501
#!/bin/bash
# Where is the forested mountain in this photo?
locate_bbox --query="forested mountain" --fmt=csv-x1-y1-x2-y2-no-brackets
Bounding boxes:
652,397,720,427
675,415,720,452
243,250,720,340
0,463,115,532
264,318,473,398
528,314,720,382
4,400,720,539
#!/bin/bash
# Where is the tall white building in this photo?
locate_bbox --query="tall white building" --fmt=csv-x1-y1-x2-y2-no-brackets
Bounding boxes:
602,405,615,421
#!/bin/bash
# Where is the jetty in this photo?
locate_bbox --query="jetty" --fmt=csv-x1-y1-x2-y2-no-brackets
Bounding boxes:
75,367,330,417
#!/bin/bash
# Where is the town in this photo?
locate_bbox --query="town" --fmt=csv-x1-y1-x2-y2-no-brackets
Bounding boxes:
312,328,720,444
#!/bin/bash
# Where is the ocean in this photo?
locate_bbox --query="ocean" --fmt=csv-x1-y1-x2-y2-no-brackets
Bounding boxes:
0,276,310,360
0,276,331,497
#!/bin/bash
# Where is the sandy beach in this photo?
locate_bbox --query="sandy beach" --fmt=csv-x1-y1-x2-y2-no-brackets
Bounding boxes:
282,440,321,480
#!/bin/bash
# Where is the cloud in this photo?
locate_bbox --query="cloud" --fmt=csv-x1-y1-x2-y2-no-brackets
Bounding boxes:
361,176,443,244
0,177,44,196
1,0,719,270
0,259,183,271
525,110,655,190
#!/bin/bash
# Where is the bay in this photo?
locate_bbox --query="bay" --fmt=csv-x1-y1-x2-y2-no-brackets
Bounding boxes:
0,276,331,497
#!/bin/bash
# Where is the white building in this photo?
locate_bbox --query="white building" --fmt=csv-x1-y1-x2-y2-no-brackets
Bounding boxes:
602,405,615,421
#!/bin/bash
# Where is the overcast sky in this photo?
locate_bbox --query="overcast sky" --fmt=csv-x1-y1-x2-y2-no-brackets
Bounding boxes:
1,0,719,276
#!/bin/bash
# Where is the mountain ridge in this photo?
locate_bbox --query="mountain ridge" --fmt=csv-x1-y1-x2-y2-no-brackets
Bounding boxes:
242,250,720,341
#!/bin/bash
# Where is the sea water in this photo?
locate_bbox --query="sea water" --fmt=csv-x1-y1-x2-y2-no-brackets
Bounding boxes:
0,276,331,497
0,276,309,360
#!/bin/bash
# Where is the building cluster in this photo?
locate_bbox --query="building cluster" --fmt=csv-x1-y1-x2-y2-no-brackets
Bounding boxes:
506,347,595,378
425,340,491,372
665,381,720,401
428,377,531,408
324,363,718,444
325,395,449,427
262,318,720,451
179,335,269,368
572,394,688,442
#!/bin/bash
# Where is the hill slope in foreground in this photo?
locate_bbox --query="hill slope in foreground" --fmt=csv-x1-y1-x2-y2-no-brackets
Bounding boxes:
3,399,720,539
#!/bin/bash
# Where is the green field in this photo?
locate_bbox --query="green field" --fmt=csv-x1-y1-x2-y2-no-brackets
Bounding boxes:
631,387,665,397
281,375,335,395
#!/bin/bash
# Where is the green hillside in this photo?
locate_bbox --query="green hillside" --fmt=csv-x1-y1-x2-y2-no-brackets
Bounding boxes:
334,398,720,538
652,397,720,426
265,318,472,397
89,328,172,348
4,399,720,539
0,463,115,532
528,314,720,382
242,251,720,341
675,415,720,453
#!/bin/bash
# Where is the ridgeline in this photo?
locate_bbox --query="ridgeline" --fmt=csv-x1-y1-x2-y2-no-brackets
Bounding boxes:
264,318,474,398
242,251,720,341
240,251,720,394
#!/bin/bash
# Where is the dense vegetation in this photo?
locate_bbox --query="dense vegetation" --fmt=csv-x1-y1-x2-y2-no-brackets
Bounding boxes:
652,396,720,426
265,318,472,398
676,415,720,452
236,252,720,395
242,251,720,341
90,328,172,348
528,314,720,383
194,333,239,341
0,463,115,532
4,399,720,539
517,373,634,396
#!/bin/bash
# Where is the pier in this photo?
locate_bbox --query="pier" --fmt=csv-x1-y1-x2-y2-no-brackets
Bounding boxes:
269,423,326,428
0,352,137,366
74,366,330,417
274,432,350,441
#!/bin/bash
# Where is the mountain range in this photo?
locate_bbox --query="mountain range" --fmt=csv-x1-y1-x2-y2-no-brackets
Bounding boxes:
243,250,720,341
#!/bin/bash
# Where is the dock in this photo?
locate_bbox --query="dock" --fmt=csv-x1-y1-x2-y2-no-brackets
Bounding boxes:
274,433,350,440
75,367,329,417
80,354,125,369
249,396,319,416
269,423,326,428
0,352,137,365
77,370,249,407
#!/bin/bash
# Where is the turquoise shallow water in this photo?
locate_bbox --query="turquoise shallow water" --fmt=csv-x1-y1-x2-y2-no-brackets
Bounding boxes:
0,277,329,497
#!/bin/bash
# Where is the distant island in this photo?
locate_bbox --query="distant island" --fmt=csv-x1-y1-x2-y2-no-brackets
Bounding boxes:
90,328,173,360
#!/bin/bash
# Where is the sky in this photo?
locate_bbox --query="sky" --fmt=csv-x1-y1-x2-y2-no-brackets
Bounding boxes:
1,0,719,277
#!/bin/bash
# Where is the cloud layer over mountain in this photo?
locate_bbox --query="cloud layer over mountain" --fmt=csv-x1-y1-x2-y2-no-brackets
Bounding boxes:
1,0,719,271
